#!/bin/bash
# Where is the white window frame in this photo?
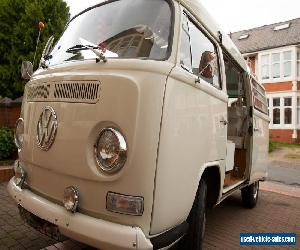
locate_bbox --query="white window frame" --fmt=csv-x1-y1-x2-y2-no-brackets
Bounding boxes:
283,97,292,125
271,97,281,126
297,49,300,79
271,52,280,79
267,93,297,129
261,54,270,80
258,47,295,83
297,96,300,125
283,51,292,78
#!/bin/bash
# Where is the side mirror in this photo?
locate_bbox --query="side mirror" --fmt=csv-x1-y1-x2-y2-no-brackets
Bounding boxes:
21,61,33,80
199,51,216,79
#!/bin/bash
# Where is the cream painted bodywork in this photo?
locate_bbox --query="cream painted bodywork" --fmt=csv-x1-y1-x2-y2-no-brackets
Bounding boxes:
8,179,152,250
250,110,269,181
18,59,175,237
9,0,269,249
151,65,228,234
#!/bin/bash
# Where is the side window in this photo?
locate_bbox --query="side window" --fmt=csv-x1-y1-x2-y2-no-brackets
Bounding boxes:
225,56,246,104
188,20,221,88
180,14,192,70
225,58,242,98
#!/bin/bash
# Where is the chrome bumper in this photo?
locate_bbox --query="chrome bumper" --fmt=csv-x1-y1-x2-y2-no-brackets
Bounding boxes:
7,178,153,250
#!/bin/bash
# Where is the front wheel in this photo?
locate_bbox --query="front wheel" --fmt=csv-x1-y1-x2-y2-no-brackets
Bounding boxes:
179,179,207,250
241,181,259,208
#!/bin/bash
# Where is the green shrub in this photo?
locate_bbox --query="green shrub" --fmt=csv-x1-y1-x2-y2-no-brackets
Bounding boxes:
269,140,275,153
0,128,17,160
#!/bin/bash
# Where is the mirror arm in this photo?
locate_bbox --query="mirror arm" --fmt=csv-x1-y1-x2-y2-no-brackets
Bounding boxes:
39,36,54,69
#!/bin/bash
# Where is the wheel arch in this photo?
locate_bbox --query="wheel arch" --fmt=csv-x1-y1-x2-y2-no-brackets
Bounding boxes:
195,162,222,209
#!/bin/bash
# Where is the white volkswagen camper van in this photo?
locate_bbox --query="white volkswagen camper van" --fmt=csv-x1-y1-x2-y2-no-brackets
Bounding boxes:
8,0,269,249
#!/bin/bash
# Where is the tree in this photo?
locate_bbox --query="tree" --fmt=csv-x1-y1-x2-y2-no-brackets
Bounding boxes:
0,0,70,99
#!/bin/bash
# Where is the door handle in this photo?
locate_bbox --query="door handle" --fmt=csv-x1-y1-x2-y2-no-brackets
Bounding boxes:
220,119,228,125
254,127,260,132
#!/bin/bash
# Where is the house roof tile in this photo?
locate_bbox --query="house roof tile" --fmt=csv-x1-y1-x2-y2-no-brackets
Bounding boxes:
231,18,300,54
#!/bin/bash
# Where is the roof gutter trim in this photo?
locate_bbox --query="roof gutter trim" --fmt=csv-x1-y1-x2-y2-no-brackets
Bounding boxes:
240,42,300,55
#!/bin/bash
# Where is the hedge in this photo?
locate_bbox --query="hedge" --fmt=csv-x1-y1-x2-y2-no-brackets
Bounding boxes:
0,128,17,160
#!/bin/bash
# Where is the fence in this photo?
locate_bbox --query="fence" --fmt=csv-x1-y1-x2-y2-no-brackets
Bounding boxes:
0,97,22,128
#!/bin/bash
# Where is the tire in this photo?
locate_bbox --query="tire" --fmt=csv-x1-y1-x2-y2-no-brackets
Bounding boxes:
241,181,259,209
179,179,207,250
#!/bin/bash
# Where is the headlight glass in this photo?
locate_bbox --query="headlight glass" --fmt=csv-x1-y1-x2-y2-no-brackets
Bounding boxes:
95,128,127,173
63,186,79,213
15,118,24,150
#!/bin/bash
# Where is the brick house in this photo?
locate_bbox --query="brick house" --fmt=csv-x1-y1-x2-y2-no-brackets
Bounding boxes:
231,18,300,143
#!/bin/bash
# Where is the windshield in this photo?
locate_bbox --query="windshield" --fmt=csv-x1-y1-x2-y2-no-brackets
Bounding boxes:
48,0,173,66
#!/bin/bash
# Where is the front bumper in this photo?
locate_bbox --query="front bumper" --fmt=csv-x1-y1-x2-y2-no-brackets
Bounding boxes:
7,178,153,250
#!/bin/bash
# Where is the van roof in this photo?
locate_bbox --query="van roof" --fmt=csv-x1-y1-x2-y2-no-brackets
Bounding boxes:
177,0,249,72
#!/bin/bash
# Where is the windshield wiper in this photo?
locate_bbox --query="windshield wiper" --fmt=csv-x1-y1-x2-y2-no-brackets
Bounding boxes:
66,44,107,63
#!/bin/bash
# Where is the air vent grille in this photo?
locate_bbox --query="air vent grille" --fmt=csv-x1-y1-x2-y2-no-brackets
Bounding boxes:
54,82,100,101
27,84,50,99
26,81,101,103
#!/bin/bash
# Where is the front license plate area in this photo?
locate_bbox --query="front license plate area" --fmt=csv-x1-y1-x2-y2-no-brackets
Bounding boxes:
18,205,66,241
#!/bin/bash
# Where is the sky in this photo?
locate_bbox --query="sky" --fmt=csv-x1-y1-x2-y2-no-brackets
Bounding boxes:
65,0,300,33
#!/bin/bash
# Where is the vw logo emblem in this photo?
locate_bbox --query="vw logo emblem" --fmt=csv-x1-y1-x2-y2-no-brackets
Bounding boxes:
36,106,58,151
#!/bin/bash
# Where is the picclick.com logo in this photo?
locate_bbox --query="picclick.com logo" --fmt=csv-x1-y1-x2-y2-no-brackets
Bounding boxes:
240,233,296,245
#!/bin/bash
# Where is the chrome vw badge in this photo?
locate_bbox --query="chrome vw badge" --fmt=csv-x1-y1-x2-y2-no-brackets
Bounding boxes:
36,106,58,151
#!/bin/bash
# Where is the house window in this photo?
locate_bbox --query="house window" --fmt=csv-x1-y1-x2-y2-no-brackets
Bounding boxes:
273,98,280,107
260,50,292,80
273,98,280,124
283,51,292,77
297,97,300,124
273,109,280,124
261,55,269,80
272,53,280,78
284,97,292,124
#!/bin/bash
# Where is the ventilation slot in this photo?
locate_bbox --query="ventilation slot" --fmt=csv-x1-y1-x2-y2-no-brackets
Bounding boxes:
27,84,50,100
54,82,100,101
25,81,100,103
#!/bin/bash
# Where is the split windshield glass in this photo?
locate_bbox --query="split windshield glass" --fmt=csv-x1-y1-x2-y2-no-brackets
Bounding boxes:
48,0,172,66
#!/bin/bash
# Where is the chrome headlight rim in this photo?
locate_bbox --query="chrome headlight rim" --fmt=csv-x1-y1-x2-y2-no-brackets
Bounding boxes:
14,118,24,150
14,160,26,188
94,127,127,174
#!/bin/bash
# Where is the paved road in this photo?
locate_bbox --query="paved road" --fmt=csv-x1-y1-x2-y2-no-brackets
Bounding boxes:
0,183,58,249
203,190,299,250
267,162,300,186
1,182,299,250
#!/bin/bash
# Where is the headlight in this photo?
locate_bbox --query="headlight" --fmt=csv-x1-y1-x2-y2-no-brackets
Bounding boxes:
15,118,24,150
94,128,127,174
63,186,79,213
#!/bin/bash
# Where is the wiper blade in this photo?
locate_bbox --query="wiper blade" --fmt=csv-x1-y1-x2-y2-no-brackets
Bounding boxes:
66,44,107,63
66,44,94,52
